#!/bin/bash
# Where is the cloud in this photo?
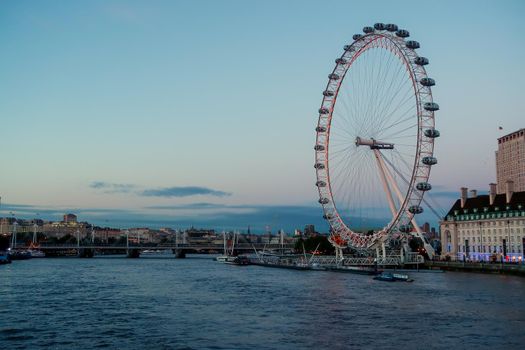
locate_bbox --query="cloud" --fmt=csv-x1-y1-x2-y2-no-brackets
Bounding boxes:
89,181,136,194
0,201,409,234
140,186,232,198
146,203,228,210
0,203,34,209
89,181,108,189
89,182,231,198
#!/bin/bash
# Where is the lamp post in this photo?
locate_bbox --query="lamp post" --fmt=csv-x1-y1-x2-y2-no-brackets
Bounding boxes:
76,229,80,250
31,213,38,245
33,222,37,245
12,221,18,249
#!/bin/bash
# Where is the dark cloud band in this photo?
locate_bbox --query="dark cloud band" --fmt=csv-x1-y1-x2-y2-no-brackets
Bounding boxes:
89,181,136,193
90,182,232,198
140,186,231,198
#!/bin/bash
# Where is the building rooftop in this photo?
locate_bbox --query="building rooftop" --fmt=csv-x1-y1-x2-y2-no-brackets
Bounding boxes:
497,128,525,143
445,191,525,218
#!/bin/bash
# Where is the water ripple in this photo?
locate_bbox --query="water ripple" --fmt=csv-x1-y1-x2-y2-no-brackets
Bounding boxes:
1,257,525,349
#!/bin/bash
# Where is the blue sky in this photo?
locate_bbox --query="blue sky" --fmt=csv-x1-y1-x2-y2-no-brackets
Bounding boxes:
0,0,523,232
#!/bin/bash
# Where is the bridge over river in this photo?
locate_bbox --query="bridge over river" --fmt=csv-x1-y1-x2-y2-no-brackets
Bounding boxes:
35,242,295,258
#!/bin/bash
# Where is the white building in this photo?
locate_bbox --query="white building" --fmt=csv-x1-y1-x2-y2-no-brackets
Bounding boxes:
440,182,525,261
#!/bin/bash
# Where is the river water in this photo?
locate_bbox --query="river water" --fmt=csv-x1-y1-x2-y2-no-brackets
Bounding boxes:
1,255,524,349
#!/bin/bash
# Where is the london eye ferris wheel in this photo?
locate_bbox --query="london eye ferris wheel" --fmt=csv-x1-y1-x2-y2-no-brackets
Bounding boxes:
314,23,439,255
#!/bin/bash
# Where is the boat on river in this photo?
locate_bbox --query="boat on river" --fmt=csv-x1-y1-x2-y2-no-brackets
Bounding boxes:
391,273,414,282
28,249,46,258
225,255,250,265
0,251,11,265
7,249,32,260
250,259,312,270
215,255,230,262
373,272,414,282
216,231,249,265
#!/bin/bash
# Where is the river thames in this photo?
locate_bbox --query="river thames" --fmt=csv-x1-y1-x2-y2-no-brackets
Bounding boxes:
1,255,524,349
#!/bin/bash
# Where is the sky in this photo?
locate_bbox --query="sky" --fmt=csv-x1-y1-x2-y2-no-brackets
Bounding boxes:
0,0,523,232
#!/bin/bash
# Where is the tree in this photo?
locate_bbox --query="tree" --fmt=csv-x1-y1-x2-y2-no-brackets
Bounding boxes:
408,236,429,259
295,235,334,255
58,234,76,244
0,235,9,250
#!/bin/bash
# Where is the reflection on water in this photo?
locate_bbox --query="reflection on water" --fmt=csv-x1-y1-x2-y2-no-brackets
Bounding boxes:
1,255,525,349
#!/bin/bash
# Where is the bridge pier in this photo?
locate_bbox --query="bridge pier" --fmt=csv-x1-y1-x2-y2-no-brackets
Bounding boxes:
78,248,95,258
127,249,140,258
173,249,186,258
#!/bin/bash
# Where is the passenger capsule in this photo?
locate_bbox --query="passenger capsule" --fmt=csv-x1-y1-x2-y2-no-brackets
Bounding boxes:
319,107,330,115
424,128,440,138
385,24,398,32
414,56,429,65
319,198,330,205
399,224,412,233
314,163,325,169
323,90,334,97
328,73,340,80
352,34,363,41
420,78,435,87
406,40,420,49
408,205,423,214
343,44,353,51
363,26,374,34
424,102,440,111
316,126,327,133
422,156,438,165
416,182,432,191
373,23,385,31
316,181,327,187
323,214,333,220
396,29,410,38
335,58,347,65
314,145,325,151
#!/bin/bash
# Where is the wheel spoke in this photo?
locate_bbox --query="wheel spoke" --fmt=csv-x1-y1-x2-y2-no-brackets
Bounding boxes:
315,26,436,250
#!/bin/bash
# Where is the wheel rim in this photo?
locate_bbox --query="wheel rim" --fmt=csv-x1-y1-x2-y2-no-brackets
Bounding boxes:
315,25,437,248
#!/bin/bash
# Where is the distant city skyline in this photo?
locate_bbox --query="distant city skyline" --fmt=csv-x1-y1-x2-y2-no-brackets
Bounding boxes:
0,0,523,231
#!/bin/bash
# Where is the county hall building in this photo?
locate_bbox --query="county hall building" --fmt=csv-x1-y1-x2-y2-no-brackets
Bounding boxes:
440,128,525,261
